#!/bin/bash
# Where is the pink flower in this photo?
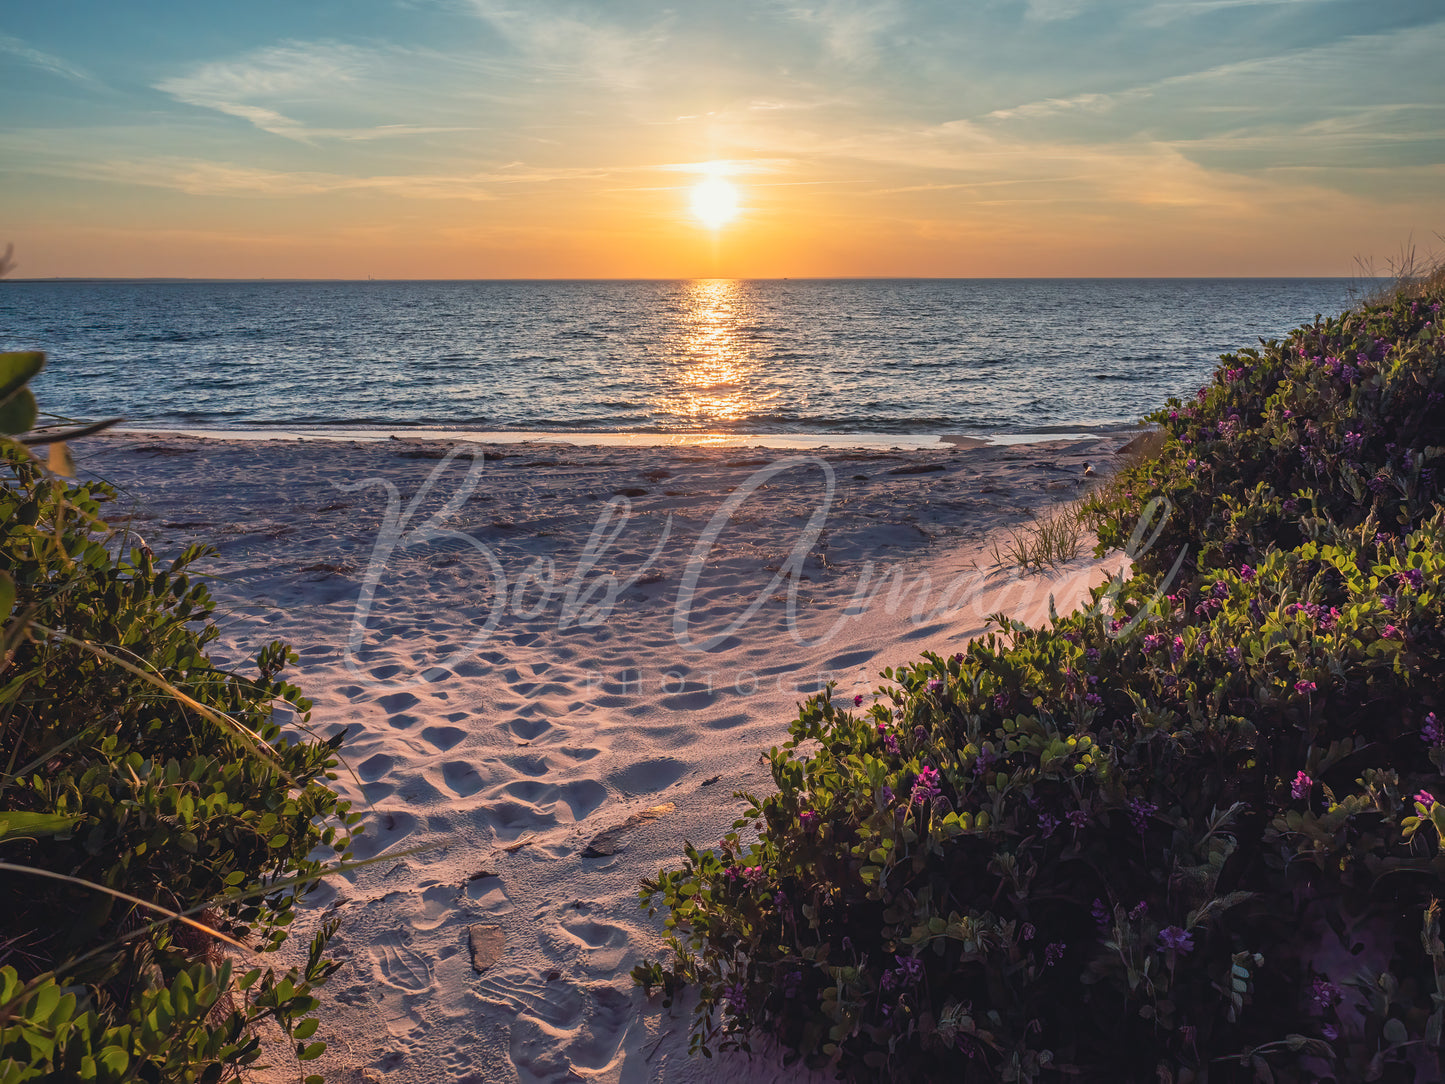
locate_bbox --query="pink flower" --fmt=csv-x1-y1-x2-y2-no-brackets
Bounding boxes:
910,766,941,806
853,694,864,706
1291,771,1312,800
1295,680,1317,695
1415,790,1436,810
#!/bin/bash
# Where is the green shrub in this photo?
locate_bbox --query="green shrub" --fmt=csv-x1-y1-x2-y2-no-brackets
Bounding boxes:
0,355,359,1081
638,279,1445,1081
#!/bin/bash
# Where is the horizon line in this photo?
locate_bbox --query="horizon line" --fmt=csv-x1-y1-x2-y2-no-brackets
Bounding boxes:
2,274,1373,284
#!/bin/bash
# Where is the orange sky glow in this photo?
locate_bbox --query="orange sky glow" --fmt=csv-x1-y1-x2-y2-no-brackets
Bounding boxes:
3,3,1442,278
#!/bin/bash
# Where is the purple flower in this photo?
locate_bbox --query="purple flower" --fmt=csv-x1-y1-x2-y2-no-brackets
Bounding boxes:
1422,712,1443,746
1415,790,1436,810
723,981,748,1013
1344,431,1364,452
881,784,896,805
1085,647,1100,662
1295,680,1317,695
782,970,802,998
1066,809,1089,829
1084,692,1103,706
1225,646,1241,664
953,652,965,663
1171,636,1185,661
913,725,928,744
927,677,943,694
1239,563,1256,582
1143,633,1163,653
1186,458,1198,469
1038,812,1059,837
972,748,995,776
1021,922,1036,942
1310,979,1342,1011
1213,580,1230,599
879,968,898,992
1400,568,1424,591
799,810,819,831
1092,898,1111,929
992,691,1010,711
1128,797,1157,834
883,733,899,754
1157,926,1194,954
1291,771,1312,800
1383,624,1401,640
1283,498,1299,513
910,766,941,806
1382,595,1397,610
854,694,864,707
1044,942,1065,967
894,954,923,985
1129,901,1148,921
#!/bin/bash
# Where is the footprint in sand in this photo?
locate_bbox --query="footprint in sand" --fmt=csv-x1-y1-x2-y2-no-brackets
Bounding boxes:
608,757,686,794
371,932,434,993
421,724,467,750
440,760,485,798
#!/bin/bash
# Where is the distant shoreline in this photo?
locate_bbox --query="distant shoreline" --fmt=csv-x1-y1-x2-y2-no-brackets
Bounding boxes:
2,275,1364,285
107,422,1147,451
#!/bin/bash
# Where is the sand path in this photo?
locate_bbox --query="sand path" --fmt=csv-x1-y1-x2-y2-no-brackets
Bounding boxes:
79,432,1133,1083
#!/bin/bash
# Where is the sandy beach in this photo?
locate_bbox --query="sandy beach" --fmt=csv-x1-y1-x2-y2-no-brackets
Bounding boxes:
76,431,1134,1083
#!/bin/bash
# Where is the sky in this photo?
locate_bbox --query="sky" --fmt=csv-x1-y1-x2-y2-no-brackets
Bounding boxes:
2,0,1443,278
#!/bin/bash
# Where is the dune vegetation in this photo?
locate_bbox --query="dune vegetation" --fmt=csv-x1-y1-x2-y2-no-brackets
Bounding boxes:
0,353,357,1081
637,270,1445,1082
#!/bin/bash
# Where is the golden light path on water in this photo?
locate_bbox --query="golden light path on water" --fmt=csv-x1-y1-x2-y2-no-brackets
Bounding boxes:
655,279,773,428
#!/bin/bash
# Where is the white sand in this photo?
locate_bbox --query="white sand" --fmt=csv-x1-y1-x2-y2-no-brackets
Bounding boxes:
79,432,1133,1083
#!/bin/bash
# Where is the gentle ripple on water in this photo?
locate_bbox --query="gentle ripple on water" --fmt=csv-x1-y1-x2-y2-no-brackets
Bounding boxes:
0,278,1363,435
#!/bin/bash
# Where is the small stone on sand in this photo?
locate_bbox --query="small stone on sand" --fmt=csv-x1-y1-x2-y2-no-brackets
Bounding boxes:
468,924,505,973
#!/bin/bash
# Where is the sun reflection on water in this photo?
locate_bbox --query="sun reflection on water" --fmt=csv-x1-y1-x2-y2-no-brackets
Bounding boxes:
657,279,769,428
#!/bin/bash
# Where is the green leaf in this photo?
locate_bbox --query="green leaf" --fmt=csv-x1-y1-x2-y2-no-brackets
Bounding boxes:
0,387,37,435
0,812,83,843
0,351,44,404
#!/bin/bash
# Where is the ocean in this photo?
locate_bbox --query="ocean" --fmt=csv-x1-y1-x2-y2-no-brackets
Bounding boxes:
0,278,1362,440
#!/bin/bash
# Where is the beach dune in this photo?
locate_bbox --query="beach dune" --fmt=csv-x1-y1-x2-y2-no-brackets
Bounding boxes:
83,431,1131,1083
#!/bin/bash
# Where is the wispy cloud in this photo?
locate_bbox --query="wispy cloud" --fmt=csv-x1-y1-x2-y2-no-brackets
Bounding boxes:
785,1,903,64
0,33,97,84
1138,0,1334,28
985,88,1153,122
465,1,668,91
17,155,726,199
1020,0,1092,23
46,157,498,199
153,41,455,142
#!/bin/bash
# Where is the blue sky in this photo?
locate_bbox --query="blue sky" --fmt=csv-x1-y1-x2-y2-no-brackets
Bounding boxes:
2,0,1442,276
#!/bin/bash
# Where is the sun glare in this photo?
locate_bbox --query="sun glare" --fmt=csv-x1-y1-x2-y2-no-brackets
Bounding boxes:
690,176,741,230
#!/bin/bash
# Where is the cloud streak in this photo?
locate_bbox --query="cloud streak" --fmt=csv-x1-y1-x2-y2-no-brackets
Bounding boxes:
0,33,97,85
153,41,460,142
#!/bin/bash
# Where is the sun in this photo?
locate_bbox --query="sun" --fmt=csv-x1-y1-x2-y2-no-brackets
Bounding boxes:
690,176,741,230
